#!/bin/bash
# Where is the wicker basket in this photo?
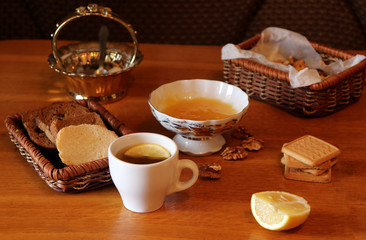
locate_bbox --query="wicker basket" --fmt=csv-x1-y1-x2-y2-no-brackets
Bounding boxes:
4,100,132,192
224,34,366,117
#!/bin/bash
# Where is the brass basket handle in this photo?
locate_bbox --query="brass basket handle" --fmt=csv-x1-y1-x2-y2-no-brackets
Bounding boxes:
51,4,138,68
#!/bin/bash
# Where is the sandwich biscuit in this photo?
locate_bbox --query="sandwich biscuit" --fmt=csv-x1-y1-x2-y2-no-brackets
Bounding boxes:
281,135,340,166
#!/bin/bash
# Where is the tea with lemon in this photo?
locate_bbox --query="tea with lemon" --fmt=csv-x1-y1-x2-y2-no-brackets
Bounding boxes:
161,97,237,120
116,143,171,164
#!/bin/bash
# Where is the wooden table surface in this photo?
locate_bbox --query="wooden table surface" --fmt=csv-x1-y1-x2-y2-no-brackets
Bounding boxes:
1,40,365,240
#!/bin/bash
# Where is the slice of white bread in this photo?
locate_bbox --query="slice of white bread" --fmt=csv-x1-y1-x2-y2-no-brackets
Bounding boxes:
48,112,105,143
281,135,340,166
56,124,118,166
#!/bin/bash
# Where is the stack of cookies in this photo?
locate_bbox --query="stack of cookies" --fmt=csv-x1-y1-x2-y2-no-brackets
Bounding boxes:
281,135,341,183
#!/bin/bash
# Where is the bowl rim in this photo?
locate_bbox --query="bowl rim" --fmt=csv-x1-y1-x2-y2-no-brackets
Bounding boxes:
148,79,250,123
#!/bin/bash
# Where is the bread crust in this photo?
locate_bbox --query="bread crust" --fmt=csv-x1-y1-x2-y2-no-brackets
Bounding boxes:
35,102,90,143
21,102,106,151
21,108,56,150
48,112,105,143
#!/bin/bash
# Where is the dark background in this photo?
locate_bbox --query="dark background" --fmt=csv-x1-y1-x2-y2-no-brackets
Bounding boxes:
1,0,366,50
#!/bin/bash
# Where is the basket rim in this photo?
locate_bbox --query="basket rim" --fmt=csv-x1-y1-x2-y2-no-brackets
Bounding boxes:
4,100,132,181
7,132,113,192
232,34,366,91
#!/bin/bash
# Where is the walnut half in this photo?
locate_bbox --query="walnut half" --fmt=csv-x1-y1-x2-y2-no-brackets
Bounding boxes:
242,137,263,151
231,126,252,140
198,163,222,179
220,146,248,161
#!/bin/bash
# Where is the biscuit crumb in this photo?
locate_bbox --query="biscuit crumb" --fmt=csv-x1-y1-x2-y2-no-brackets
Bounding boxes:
275,56,330,80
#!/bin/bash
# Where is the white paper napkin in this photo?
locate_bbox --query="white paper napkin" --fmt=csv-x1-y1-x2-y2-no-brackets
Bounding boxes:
222,27,366,88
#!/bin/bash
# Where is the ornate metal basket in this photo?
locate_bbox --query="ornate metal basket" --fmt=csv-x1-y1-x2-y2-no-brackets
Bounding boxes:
48,4,143,101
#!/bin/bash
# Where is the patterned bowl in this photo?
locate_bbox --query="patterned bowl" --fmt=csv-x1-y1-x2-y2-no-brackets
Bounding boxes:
149,79,249,156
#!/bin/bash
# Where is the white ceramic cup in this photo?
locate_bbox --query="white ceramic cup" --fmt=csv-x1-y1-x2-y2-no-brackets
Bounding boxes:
108,132,199,213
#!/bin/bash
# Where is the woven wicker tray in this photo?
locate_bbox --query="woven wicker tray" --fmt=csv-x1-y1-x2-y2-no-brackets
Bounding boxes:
4,100,132,192
224,34,366,117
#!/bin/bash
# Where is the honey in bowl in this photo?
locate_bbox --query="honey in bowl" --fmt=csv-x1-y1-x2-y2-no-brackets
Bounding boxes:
160,97,237,120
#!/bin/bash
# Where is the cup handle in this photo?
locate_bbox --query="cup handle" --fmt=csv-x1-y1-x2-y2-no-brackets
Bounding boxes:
167,159,199,195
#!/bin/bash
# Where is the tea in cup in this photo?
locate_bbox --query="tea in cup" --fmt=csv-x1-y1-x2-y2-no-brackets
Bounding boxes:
108,132,199,213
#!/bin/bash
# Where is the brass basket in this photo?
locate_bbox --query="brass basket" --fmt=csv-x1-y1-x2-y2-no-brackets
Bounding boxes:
224,34,366,117
48,4,143,102
4,100,132,192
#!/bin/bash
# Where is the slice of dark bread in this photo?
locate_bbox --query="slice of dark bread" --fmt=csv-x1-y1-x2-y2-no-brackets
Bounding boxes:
21,108,57,150
35,102,91,143
48,112,105,143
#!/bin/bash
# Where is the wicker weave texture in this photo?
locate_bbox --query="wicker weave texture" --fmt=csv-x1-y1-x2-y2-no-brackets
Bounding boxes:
224,35,366,117
4,100,131,192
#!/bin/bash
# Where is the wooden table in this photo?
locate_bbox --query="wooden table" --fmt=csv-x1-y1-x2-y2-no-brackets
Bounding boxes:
1,40,365,240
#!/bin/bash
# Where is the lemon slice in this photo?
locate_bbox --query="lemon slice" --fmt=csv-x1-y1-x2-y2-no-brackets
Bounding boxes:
124,143,171,161
251,191,311,231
